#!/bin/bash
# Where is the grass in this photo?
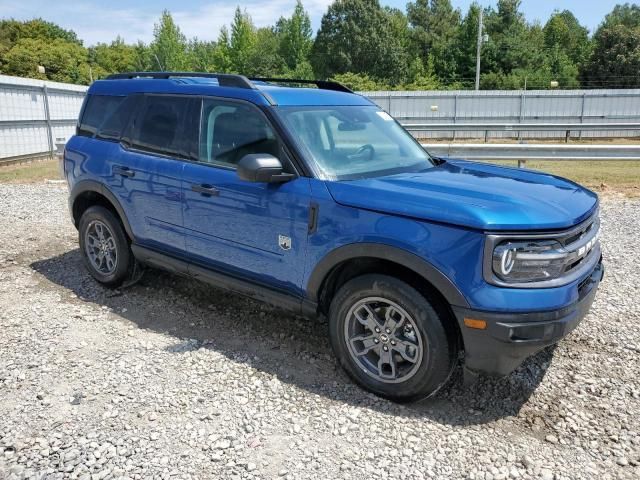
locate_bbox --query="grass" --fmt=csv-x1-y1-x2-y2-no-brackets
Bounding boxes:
485,160,640,196
421,137,640,145
0,159,61,183
0,157,638,196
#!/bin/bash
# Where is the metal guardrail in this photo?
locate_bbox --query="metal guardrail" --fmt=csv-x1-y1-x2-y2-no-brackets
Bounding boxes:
0,151,54,167
404,122,640,142
422,143,640,167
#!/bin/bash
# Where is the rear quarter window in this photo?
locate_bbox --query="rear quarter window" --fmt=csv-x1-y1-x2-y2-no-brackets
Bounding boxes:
77,95,126,138
97,95,139,141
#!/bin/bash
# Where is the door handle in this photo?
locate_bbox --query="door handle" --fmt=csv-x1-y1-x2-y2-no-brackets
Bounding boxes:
113,165,135,178
191,184,219,197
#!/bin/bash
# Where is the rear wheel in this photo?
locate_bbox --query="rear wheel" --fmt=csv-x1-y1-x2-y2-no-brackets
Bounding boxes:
79,206,134,287
329,274,456,402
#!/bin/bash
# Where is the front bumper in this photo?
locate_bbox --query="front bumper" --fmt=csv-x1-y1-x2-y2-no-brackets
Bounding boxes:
453,258,604,376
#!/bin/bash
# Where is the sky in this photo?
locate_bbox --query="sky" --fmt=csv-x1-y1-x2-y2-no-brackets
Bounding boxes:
0,0,627,46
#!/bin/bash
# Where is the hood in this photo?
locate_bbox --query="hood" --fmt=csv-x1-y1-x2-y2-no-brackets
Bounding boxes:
324,159,598,231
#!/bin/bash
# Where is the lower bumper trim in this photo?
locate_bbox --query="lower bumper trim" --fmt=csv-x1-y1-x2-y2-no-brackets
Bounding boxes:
453,259,603,376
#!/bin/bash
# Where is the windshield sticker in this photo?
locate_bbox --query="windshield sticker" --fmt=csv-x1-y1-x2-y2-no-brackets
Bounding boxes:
376,111,394,121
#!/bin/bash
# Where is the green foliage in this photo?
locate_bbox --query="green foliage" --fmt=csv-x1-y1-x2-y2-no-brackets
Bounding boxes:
584,3,640,88
149,10,188,71
407,0,461,83
247,27,287,76
311,0,408,84
330,72,388,91
482,0,537,76
186,39,218,72
227,8,256,74
543,10,591,65
384,7,411,51
0,18,80,54
0,1,636,90
89,37,139,76
403,56,441,90
276,0,313,71
3,37,90,83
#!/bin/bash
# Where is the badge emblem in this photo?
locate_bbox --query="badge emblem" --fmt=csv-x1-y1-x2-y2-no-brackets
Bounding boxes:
278,235,292,251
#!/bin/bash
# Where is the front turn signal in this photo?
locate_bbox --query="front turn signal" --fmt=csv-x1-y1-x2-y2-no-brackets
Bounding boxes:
464,318,487,330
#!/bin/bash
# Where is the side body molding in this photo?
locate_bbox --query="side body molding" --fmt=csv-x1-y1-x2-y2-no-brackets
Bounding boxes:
305,243,470,308
69,180,135,240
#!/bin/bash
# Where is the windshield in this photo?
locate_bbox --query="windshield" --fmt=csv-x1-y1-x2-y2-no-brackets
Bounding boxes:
276,106,435,180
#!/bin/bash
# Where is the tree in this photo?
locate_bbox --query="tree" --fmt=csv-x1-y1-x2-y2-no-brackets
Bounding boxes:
543,10,591,66
584,3,640,88
276,0,312,71
0,18,87,81
89,37,138,75
187,39,218,72
133,41,151,71
407,0,461,83
3,37,90,83
403,56,441,90
311,0,408,84
330,72,388,91
149,10,188,71
454,3,482,86
246,27,287,76
482,0,530,75
213,26,232,72
600,2,640,28
228,8,256,73
384,7,411,51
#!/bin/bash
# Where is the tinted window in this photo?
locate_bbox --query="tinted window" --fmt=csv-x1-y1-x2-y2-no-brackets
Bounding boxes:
77,95,125,137
96,95,139,141
130,96,190,157
199,99,279,168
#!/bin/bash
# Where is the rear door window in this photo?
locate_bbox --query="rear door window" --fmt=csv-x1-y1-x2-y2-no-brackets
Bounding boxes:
129,95,190,158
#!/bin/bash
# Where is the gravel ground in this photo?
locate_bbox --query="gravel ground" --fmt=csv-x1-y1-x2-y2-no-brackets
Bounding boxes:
0,183,638,480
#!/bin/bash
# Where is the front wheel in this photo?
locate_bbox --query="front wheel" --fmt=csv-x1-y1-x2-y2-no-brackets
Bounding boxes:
329,274,456,402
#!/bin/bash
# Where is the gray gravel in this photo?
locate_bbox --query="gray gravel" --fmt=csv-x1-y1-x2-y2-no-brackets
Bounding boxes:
0,183,639,480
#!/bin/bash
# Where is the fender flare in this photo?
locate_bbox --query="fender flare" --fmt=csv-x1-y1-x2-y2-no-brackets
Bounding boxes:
69,180,135,240
305,243,470,308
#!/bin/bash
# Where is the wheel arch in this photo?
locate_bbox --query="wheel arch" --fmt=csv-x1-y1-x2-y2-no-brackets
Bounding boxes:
306,243,470,313
70,180,134,240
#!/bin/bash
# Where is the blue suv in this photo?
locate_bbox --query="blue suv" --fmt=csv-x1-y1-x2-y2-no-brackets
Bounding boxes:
64,72,603,402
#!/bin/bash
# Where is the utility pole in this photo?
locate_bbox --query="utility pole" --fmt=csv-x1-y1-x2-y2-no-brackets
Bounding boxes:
475,8,484,91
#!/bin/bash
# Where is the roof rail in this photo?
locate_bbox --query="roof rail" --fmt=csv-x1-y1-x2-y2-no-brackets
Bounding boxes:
104,72,354,94
250,77,353,93
105,72,254,89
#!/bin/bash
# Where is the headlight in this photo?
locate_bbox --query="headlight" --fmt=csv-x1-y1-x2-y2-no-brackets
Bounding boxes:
484,213,601,288
492,239,569,283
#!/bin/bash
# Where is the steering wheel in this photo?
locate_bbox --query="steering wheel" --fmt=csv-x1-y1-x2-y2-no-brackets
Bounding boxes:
349,144,375,161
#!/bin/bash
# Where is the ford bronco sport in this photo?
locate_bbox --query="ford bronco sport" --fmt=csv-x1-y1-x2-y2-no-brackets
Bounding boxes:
64,72,603,402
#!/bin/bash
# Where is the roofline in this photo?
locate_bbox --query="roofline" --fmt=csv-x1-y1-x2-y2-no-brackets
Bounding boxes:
105,72,353,94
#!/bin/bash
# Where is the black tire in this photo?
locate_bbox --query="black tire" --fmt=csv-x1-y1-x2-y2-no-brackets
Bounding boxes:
78,205,134,287
329,274,456,402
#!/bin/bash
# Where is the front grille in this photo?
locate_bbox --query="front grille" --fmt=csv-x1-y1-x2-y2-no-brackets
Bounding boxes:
559,215,600,276
558,214,598,247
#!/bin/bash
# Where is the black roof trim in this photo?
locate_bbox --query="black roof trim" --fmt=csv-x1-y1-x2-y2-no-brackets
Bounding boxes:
105,72,255,89
104,72,353,94
250,77,353,93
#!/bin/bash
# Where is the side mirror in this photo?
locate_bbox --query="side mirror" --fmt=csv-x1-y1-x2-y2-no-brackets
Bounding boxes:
237,154,295,183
